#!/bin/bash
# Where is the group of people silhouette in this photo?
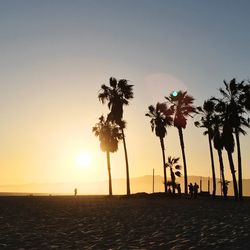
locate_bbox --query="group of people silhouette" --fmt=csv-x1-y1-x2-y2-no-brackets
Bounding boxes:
188,182,199,199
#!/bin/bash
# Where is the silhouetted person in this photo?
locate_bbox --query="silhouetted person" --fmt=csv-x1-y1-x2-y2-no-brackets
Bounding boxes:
177,184,181,194
193,183,199,199
188,183,194,198
74,188,77,196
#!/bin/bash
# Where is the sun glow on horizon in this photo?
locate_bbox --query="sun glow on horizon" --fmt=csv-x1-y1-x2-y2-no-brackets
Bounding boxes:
75,152,92,168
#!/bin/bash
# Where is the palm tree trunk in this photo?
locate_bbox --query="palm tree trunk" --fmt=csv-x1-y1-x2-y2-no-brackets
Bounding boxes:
160,137,167,193
235,130,243,200
106,151,112,196
227,151,238,200
208,134,216,197
217,149,227,199
178,127,188,195
121,129,130,196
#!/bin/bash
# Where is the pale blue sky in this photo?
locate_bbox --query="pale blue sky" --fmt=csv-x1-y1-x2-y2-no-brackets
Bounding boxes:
1,0,250,101
0,1,250,190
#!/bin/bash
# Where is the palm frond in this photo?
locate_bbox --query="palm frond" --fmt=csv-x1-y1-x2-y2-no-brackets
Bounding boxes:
203,131,209,136
109,77,117,88
175,171,181,177
148,105,155,114
175,164,181,170
173,157,180,164
194,121,200,127
196,106,203,113
219,88,230,99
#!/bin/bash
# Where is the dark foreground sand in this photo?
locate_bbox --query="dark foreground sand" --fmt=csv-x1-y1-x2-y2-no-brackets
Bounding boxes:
0,195,250,249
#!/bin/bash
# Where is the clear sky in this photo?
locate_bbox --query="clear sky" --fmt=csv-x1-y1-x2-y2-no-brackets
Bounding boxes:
1,0,250,192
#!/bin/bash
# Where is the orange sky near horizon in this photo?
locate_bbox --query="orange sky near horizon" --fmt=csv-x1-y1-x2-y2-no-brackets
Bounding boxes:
1,71,249,188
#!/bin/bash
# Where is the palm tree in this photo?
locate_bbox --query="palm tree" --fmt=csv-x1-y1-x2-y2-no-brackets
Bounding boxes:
145,103,174,193
212,98,239,200
219,79,250,200
92,115,122,196
98,77,134,196
212,115,227,199
195,100,216,197
165,91,196,195
222,120,238,200
165,156,182,194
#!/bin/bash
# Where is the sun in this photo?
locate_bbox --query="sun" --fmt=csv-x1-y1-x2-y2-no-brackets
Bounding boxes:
75,152,92,168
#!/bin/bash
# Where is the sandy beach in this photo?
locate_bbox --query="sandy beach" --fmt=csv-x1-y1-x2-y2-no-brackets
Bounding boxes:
0,195,250,249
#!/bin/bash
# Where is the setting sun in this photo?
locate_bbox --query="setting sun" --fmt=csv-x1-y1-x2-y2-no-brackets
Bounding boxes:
75,152,92,168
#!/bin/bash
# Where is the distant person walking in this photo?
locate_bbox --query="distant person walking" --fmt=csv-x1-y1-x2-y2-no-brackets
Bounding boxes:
193,183,199,199
188,183,194,198
74,188,77,196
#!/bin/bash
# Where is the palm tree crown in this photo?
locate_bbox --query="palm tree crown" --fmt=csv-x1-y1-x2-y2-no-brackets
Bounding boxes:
146,102,174,138
195,99,215,135
165,157,182,182
92,115,122,153
165,90,195,129
218,79,249,133
98,77,134,125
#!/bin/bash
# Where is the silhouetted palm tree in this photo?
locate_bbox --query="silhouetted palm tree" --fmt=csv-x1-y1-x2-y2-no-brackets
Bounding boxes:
212,98,239,200
212,115,227,199
208,112,228,199
93,115,122,196
219,79,250,200
98,77,134,195
165,91,196,195
195,100,216,197
146,103,174,193
222,121,238,200
165,156,182,194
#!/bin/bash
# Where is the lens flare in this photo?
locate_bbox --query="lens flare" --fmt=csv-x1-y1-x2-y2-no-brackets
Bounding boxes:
172,91,178,97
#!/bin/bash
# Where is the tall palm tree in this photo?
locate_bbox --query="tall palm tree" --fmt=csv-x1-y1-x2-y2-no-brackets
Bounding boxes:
212,98,239,200
212,115,227,199
146,103,174,193
165,156,182,194
165,91,196,195
92,115,122,196
222,121,238,200
98,77,134,195
195,100,216,197
219,79,249,200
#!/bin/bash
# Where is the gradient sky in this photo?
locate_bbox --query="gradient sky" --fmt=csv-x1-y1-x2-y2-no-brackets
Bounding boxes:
1,0,250,192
